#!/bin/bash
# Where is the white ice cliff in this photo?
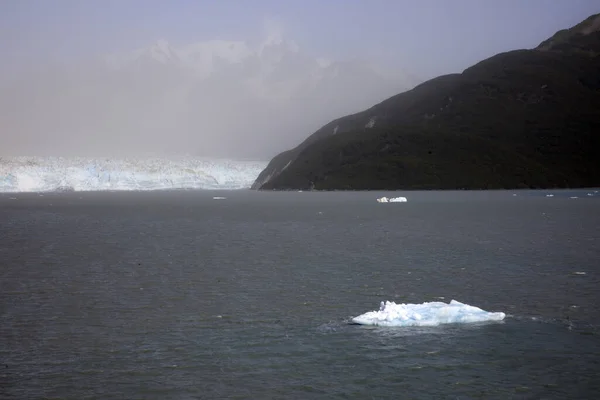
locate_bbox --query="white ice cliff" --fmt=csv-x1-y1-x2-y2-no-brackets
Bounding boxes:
352,300,506,327
0,156,266,192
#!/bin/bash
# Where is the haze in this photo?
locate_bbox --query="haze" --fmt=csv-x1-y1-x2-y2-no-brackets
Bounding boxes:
1,0,597,159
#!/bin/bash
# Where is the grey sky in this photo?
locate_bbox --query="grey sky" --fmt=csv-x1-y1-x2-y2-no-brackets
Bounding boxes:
0,1,597,159
2,0,597,79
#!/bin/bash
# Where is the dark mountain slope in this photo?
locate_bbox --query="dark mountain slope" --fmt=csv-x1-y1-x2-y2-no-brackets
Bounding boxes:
253,14,600,190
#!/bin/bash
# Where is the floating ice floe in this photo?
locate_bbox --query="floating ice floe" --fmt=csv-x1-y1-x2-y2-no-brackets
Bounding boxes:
377,196,407,203
352,300,506,327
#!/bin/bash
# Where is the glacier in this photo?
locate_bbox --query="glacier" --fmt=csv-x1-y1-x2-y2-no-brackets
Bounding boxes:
0,156,267,192
352,300,506,327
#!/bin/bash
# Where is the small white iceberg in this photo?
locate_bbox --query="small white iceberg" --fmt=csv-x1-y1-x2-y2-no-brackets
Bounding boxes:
377,196,407,203
352,300,505,327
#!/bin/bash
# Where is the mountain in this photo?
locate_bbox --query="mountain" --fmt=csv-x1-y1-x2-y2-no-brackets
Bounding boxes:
253,14,600,190
0,35,418,160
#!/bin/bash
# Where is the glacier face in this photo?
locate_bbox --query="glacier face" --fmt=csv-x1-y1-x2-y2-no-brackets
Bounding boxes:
0,156,266,193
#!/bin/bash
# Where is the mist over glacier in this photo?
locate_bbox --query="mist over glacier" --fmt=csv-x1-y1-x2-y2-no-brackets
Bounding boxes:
0,29,419,160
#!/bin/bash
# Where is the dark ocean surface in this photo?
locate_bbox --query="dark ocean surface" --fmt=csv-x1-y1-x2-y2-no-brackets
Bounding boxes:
1,189,599,399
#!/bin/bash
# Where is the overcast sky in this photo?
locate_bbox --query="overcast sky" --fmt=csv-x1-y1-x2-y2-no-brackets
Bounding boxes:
0,1,598,159
2,0,598,79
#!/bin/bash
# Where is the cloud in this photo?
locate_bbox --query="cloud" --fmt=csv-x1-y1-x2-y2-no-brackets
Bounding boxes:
0,19,420,160
262,16,285,45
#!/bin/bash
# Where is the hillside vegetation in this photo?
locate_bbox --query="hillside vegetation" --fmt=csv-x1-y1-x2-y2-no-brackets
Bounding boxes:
253,14,600,190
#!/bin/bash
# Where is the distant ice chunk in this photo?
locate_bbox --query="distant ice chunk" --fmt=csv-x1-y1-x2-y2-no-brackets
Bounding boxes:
377,196,407,203
352,300,506,327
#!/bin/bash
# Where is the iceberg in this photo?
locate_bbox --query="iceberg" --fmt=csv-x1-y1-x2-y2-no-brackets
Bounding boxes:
377,196,407,203
0,156,266,192
352,300,506,327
